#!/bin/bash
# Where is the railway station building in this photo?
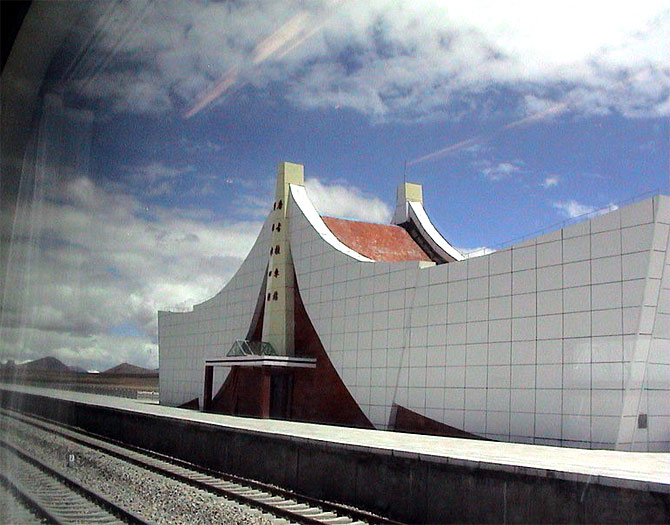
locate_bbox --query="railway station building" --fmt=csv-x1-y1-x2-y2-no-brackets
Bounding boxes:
159,162,670,451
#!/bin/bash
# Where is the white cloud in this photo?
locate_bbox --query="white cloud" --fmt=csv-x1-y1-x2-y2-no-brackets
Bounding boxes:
553,199,619,219
0,326,158,372
0,170,393,371
1,175,262,371
60,1,669,120
460,246,495,258
238,195,273,218
121,162,195,197
478,160,524,181
553,199,596,218
305,177,391,223
128,162,193,183
542,176,559,188
180,138,223,155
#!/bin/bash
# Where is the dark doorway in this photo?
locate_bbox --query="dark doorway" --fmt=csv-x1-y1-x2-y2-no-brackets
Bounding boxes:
270,372,293,419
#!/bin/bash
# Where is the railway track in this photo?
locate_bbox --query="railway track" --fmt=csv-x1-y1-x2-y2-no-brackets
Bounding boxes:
0,408,400,524
0,438,144,524
0,480,47,524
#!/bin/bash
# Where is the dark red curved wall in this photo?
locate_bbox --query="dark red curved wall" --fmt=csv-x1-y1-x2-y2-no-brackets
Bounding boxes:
210,279,373,429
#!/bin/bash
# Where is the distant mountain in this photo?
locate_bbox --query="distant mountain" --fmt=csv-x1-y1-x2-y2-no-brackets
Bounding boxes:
101,363,158,376
10,357,156,376
20,356,70,373
11,357,92,374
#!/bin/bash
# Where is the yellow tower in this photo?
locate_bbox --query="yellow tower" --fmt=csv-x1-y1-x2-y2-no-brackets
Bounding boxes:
261,161,304,356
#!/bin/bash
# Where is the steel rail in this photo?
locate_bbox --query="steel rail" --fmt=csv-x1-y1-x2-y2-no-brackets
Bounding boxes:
0,438,146,524
0,479,48,525
1,408,401,525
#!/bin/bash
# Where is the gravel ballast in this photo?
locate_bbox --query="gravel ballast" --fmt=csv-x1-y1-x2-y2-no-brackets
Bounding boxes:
1,415,277,524
0,481,46,525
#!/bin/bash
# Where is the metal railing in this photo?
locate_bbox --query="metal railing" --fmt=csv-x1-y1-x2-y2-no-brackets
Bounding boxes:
462,188,663,259
226,339,277,357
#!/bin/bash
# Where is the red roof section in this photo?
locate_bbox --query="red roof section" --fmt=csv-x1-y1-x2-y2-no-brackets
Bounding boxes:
322,216,432,262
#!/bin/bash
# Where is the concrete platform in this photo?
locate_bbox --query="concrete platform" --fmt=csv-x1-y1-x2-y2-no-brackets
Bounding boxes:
2,384,669,523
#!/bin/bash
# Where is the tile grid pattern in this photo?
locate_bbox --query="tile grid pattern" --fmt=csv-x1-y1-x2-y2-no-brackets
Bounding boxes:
157,189,670,451
619,197,670,450
288,191,670,450
158,215,272,406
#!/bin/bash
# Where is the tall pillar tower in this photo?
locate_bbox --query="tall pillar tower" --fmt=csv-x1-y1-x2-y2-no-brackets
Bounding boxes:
262,161,304,356
391,182,423,224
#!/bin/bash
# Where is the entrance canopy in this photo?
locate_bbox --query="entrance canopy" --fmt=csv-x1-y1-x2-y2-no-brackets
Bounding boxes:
202,339,316,412
205,355,316,368
206,339,317,368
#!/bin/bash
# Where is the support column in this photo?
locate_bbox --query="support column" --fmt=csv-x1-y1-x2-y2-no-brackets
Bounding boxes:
203,365,213,412
260,367,271,418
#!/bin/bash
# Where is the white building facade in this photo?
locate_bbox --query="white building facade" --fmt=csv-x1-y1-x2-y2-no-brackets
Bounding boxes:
159,162,670,451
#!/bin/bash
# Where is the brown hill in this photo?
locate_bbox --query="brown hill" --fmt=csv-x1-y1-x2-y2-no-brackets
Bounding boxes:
20,356,70,373
101,363,158,376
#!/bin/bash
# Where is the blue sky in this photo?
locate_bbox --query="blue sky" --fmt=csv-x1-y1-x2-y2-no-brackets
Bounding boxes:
2,1,669,371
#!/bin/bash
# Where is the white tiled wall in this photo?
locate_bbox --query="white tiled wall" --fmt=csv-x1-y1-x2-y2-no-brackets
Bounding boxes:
158,215,272,407
290,191,670,450
617,196,670,451
159,189,670,451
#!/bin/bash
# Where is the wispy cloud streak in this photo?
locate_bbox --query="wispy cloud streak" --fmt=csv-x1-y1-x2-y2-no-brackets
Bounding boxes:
409,102,570,166
185,11,323,118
